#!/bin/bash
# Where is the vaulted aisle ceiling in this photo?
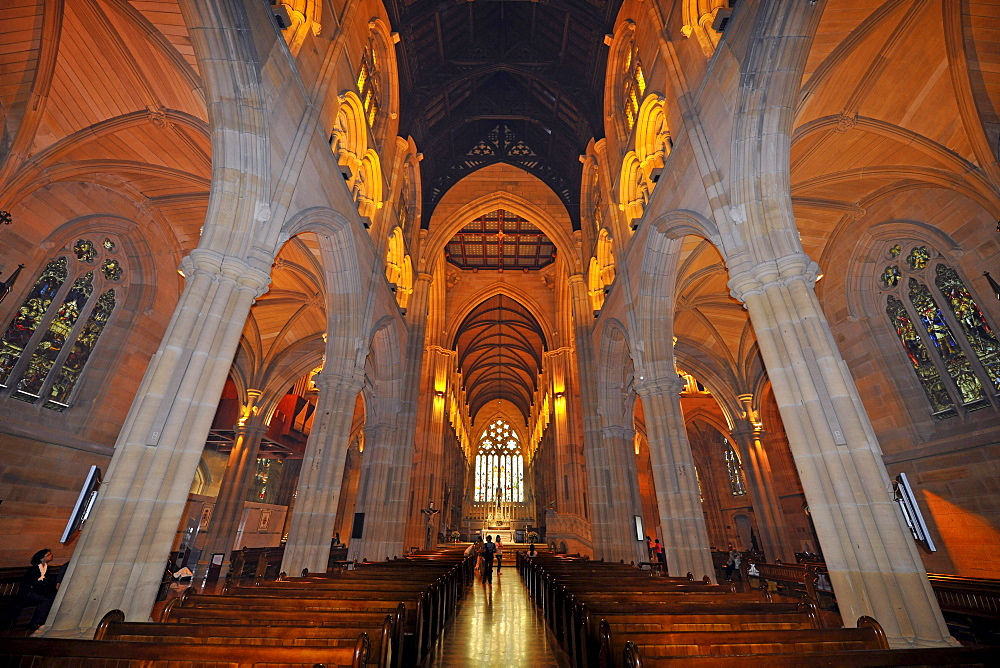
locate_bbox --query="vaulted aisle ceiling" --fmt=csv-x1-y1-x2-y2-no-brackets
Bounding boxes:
454,295,546,423
384,0,624,229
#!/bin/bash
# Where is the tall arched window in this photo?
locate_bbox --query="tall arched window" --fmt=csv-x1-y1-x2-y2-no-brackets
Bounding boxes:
0,237,123,410
474,419,524,503
622,38,646,132
880,242,999,417
357,35,382,130
723,438,746,497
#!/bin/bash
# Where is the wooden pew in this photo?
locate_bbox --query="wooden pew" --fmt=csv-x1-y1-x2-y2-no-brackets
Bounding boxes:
620,640,1000,667
752,561,819,604
168,590,429,661
575,600,818,668
96,609,396,668
599,615,887,668
926,572,1000,645
0,634,370,667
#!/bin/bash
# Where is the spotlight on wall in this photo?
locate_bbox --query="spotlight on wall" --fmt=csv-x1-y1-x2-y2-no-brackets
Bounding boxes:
0,264,25,305
553,392,565,399
985,271,1000,301
435,390,445,398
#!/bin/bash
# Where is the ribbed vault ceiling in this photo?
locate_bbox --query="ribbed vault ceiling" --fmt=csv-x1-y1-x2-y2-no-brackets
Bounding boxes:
384,0,624,230
454,295,546,422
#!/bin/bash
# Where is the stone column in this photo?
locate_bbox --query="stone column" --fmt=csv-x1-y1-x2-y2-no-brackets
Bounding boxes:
544,349,588,519
586,425,645,565
46,253,269,636
195,404,269,581
731,394,795,562
281,370,363,576
568,274,601,554
730,255,953,647
348,420,406,562
403,345,453,550
636,376,715,580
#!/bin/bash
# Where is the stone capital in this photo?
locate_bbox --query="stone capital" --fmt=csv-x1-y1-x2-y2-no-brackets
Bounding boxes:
727,253,820,304
601,425,635,441
313,369,364,395
633,374,684,398
179,249,272,299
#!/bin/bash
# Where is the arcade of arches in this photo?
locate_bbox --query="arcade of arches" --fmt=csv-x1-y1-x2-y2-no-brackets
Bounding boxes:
0,0,998,650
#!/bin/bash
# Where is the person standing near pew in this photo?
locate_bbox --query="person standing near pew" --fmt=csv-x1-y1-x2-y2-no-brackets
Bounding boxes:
723,548,741,582
482,535,496,583
494,536,504,573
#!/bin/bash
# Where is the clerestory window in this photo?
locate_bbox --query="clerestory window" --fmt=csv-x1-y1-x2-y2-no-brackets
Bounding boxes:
724,439,747,497
0,238,123,410
622,39,646,132
357,38,381,130
880,243,1000,418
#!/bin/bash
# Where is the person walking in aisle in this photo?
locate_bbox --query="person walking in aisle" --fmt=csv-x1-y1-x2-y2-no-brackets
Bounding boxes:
482,535,496,583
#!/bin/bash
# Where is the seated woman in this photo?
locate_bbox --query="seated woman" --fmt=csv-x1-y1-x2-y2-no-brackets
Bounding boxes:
20,549,58,633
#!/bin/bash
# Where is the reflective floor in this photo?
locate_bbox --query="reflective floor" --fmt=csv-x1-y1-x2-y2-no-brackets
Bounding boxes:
425,568,570,667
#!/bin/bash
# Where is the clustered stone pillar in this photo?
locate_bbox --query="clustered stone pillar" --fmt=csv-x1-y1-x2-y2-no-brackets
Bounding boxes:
588,425,647,564
731,394,795,563
281,370,363,576
730,255,953,647
349,419,408,562
544,349,588,519
636,376,715,580
47,253,269,636
196,403,269,581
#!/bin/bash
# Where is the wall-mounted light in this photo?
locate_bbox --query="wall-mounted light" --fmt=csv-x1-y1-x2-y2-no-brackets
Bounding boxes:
553,391,565,399
435,390,445,398
0,264,25,305
985,272,1000,301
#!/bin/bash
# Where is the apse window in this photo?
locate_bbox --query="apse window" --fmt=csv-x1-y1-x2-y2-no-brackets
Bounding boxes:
474,419,524,503
880,244,1000,418
0,238,124,410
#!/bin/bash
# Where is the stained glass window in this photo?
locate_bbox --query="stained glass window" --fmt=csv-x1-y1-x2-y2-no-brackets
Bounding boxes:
74,239,96,263
591,168,603,236
880,242,997,416
934,264,1000,391
473,419,524,503
724,440,747,497
908,278,984,405
622,40,646,132
47,289,116,408
14,272,95,400
0,238,124,409
881,265,900,288
0,258,67,387
886,296,954,415
357,38,381,129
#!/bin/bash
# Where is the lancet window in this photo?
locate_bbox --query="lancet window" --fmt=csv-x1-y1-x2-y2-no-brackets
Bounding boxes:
473,419,524,503
622,39,646,132
724,439,747,497
0,238,124,410
357,38,381,129
880,243,999,417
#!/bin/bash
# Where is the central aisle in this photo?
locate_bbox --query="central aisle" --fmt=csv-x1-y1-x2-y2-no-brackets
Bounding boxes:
426,568,570,667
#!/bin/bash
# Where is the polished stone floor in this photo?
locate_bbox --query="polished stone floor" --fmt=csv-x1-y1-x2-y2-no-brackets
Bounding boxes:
425,568,570,667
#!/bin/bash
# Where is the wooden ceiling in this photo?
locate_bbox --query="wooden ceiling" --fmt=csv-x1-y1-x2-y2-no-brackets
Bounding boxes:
454,294,547,422
383,0,624,229
445,208,556,270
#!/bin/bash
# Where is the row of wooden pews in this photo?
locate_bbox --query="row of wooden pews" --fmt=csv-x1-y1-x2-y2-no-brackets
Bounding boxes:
517,552,998,667
0,546,473,668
